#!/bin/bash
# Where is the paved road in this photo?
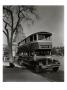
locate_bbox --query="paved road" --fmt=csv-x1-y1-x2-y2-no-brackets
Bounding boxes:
3,66,64,82
3,56,64,82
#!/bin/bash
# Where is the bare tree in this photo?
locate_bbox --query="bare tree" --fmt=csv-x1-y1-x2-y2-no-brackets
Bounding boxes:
3,6,38,67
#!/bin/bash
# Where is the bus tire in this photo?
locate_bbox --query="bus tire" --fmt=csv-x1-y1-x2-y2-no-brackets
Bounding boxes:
18,60,23,66
53,67,59,72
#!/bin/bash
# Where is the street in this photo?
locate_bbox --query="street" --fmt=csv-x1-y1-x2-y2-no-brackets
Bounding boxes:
3,56,64,82
3,65,64,82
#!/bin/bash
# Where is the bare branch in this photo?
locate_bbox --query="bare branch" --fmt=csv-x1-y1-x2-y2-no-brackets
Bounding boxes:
3,30,8,37
3,6,13,30
3,19,11,28
13,7,21,33
3,7,12,15
4,23,8,34
3,22,9,43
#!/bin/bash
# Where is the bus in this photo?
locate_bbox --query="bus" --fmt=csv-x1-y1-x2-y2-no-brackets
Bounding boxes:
16,32,60,73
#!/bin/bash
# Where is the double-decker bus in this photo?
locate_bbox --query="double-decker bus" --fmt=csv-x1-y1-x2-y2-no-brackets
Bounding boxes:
16,32,60,73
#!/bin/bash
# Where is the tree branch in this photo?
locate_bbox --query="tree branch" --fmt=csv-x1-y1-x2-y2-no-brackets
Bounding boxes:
3,7,12,15
3,30,10,50
13,7,26,34
3,6,13,30
13,7,20,33
3,22,9,44
4,23,9,34
3,30,8,37
3,19,11,28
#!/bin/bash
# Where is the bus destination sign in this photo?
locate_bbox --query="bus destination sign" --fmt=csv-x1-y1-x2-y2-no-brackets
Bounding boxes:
40,45,52,49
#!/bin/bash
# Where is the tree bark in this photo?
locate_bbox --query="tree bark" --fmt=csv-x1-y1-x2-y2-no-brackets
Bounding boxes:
8,40,15,67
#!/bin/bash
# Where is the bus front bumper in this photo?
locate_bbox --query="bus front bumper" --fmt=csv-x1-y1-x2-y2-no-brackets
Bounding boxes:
41,64,60,70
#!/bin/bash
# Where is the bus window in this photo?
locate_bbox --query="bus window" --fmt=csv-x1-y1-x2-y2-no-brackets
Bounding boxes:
38,34,52,41
48,59,52,64
42,60,46,65
35,50,51,56
49,36,51,40
45,36,52,41
30,35,33,42
34,34,37,41
26,37,30,43
38,34,45,40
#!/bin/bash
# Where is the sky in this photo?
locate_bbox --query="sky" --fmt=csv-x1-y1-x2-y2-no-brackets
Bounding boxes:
3,6,64,47
22,6,64,47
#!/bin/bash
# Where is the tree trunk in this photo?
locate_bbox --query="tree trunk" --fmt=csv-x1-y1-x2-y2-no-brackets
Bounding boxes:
8,37,15,68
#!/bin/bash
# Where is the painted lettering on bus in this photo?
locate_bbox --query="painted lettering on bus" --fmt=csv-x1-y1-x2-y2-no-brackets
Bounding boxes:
40,45,51,48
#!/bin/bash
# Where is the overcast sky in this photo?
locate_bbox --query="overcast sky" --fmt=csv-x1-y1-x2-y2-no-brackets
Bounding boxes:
21,6,64,47
3,6,64,47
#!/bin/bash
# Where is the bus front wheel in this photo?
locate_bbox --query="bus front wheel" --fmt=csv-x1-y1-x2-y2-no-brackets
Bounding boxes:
53,67,59,72
18,60,23,66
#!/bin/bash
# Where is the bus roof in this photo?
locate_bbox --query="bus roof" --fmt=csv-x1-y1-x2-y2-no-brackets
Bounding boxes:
29,31,52,35
32,32,52,36
18,32,52,45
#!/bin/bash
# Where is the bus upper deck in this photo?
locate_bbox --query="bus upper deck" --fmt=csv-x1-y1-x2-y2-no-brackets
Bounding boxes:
18,32,52,46
17,32,52,55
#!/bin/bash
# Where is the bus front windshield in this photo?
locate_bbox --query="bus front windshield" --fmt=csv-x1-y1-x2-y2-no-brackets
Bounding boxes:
35,50,51,56
38,34,52,41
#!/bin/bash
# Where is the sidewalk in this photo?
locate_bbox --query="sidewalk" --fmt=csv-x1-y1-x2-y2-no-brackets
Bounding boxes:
3,61,22,68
